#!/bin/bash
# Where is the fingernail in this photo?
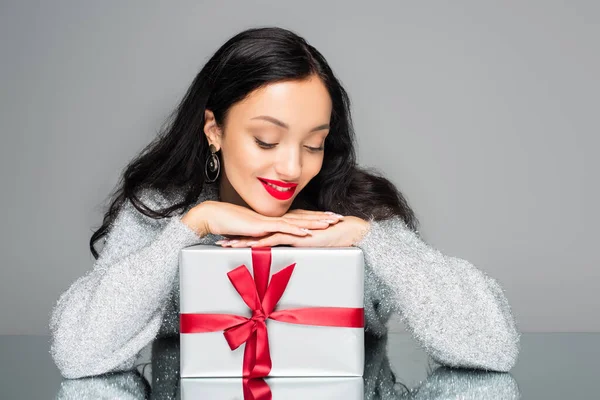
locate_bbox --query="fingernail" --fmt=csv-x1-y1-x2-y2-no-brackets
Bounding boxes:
228,240,239,244
320,219,336,223
246,241,258,246
324,211,344,219
300,228,313,235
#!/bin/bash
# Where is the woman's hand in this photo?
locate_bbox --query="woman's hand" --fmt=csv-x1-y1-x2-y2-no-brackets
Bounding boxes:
216,214,371,248
181,201,344,239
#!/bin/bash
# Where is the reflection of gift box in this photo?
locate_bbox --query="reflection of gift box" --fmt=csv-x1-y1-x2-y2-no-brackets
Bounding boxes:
179,245,365,378
179,377,364,400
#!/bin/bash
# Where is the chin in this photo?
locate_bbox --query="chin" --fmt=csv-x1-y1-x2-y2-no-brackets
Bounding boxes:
248,201,292,217
258,210,287,218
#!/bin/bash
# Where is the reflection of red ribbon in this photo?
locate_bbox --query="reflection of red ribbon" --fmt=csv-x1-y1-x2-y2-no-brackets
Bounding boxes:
243,378,271,400
180,247,364,378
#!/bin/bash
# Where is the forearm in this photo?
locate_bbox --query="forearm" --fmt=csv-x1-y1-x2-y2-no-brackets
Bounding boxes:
50,215,205,378
356,216,521,372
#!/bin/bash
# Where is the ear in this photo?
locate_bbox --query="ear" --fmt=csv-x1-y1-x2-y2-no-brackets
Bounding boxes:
203,109,223,149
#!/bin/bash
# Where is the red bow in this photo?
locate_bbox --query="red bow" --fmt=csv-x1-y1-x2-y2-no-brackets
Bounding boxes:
180,247,364,378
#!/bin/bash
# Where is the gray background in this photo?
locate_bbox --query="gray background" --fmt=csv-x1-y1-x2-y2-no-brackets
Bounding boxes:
1,0,598,335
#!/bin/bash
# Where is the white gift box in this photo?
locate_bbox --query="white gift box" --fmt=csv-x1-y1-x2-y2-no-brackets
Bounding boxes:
179,245,365,378
179,377,364,399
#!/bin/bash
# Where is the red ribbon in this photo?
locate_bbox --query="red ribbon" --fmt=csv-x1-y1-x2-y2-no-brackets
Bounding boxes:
243,378,272,400
180,247,364,378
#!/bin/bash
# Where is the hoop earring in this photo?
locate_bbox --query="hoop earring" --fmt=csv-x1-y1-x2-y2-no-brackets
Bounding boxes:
204,144,221,183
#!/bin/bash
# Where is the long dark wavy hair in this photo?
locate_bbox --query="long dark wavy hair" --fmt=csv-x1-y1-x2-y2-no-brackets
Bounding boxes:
90,26,419,259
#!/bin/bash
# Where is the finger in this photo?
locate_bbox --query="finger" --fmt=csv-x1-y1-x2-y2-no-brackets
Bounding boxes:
286,209,339,216
216,239,239,246
284,209,312,214
216,238,238,245
215,234,259,246
286,209,335,215
251,233,294,248
267,220,313,237
283,214,343,223
285,210,345,220
228,238,260,248
225,234,273,247
282,218,333,230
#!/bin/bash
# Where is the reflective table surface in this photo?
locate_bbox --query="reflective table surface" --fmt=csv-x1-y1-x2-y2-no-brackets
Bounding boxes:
0,332,598,399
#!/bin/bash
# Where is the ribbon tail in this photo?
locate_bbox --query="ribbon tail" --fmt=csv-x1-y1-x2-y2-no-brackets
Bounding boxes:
242,329,257,377
261,264,295,315
253,320,272,377
242,321,272,378
243,378,272,400
228,266,262,310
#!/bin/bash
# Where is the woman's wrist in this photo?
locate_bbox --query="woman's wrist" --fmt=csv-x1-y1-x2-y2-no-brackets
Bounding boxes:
347,216,371,246
181,204,210,238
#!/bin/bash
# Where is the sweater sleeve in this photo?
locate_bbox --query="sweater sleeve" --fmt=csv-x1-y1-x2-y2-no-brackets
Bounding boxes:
355,216,521,372
55,371,148,400
49,191,208,379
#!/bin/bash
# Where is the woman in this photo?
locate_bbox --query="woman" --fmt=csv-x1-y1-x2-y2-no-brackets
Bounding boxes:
49,26,520,379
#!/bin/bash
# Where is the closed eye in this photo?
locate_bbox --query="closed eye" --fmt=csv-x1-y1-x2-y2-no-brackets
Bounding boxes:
254,138,324,152
255,138,276,149
306,145,324,152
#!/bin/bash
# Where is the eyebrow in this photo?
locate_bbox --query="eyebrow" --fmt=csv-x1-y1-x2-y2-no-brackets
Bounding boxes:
250,115,330,132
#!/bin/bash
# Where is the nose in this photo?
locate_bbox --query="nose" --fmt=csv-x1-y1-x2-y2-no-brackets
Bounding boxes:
273,146,302,181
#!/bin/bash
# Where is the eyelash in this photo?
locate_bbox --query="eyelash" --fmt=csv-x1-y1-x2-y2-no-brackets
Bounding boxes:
254,138,324,152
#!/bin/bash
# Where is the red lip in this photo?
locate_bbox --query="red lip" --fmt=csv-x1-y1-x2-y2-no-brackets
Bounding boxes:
258,178,297,201
257,177,298,188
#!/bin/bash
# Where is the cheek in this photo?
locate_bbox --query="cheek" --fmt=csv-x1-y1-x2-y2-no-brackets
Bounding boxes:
222,134,253,165
304,154,324,178
223,141,268,177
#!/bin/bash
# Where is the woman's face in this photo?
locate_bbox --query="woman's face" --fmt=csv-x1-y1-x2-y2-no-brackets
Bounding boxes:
204,76,332,217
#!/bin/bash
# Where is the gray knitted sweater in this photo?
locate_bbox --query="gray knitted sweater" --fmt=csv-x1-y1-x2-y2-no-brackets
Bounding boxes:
49,182,520,379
